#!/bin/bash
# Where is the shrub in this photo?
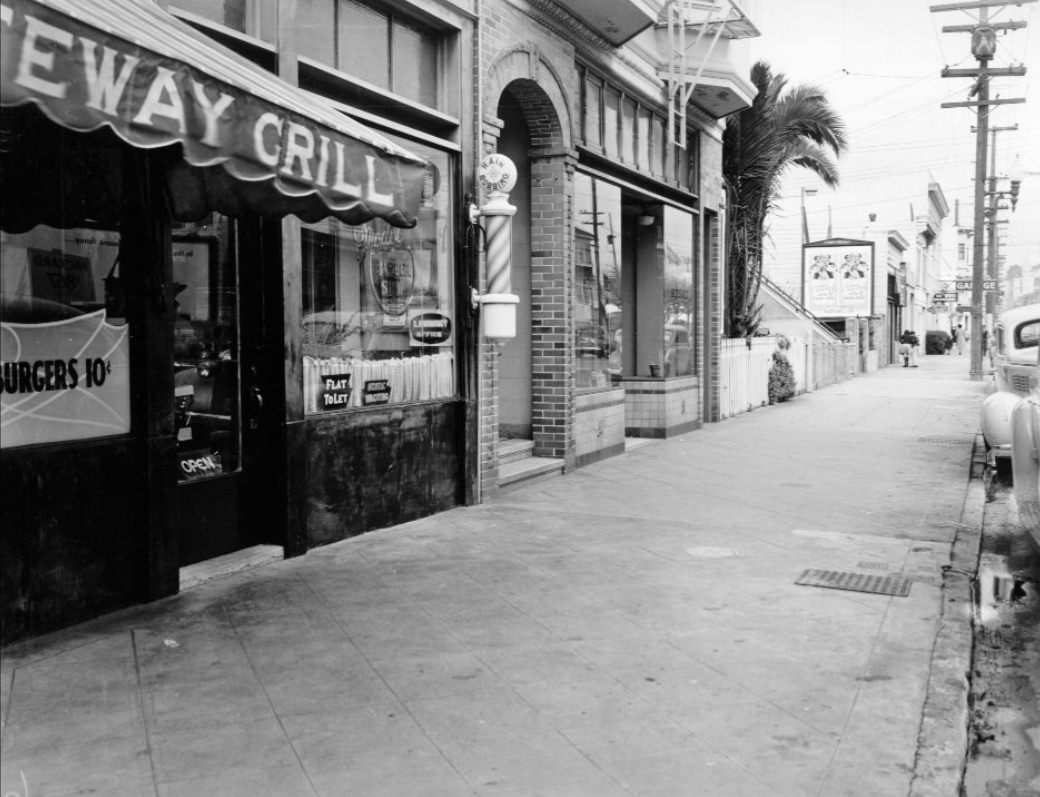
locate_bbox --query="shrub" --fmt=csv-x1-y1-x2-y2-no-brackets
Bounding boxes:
925,329,951,355
768,350,797,404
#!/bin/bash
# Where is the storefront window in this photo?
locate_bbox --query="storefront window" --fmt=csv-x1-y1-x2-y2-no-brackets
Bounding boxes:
302,137,454,413
663,207,695,377
573,173,623,389
171,215,241,482
1,226,130,448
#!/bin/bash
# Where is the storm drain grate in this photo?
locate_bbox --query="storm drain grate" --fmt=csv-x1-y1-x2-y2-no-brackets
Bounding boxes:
916,435,976,446
795,569,912,597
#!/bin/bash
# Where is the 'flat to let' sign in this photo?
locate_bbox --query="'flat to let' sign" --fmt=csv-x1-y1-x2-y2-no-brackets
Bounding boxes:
956,280,997,291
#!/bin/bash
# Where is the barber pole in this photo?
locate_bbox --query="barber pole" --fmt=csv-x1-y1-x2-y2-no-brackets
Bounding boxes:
476,153,520,339
478,153,518,294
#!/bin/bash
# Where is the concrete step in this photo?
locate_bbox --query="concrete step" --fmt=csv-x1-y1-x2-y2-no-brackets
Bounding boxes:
499,438,535,466
497,454,564,494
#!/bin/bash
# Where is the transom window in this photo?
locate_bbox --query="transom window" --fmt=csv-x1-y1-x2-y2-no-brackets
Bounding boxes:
580,67,699,194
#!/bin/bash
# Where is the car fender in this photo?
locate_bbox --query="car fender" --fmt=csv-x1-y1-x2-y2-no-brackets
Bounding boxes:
1010,392,1040,506
980,391,1020,452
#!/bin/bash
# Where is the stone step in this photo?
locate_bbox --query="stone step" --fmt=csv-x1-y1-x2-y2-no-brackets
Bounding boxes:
497,454,564,494
499,438,535,466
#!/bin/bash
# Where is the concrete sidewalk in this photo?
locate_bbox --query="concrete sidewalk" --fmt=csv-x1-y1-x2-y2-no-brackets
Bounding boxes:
1,354,985,797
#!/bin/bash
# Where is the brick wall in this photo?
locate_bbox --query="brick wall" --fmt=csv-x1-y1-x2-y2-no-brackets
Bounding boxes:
480,1,580,476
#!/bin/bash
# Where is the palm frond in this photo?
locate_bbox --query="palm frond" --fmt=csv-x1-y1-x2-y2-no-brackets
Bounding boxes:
722,59,847,337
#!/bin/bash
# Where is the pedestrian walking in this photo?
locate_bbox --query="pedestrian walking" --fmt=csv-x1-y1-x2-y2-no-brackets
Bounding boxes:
898,329,920,367
953,324,967,356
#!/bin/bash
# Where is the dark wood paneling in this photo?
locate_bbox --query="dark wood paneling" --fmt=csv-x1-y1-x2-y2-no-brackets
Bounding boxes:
1,439,142,645
304,401,464,546
124,149,178,600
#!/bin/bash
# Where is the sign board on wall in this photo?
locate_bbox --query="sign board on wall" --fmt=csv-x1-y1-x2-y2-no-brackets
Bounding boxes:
1,310,130,447
802,241,875,318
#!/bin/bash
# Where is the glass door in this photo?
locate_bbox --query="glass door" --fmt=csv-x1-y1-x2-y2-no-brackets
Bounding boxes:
172,214,263,565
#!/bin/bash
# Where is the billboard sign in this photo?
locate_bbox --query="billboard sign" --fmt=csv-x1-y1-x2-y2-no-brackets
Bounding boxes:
802,241,874,317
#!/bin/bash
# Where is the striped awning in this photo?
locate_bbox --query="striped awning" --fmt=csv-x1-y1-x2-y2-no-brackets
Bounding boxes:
0,0,427,227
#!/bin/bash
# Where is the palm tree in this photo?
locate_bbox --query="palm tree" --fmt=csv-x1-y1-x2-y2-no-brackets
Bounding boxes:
722,60,848,338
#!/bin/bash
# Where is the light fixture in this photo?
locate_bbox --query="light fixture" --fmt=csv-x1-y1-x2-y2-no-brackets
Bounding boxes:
637,214,655,226
1008,156,1024,210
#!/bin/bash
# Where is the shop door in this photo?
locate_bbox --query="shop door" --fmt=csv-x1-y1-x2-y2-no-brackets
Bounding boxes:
497,96,532,438
172,217,275,565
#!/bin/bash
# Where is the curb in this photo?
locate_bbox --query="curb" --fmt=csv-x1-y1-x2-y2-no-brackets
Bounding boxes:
907,447,986,797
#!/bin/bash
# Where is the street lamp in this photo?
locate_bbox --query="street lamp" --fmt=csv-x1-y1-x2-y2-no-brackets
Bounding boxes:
1007,156,1024,210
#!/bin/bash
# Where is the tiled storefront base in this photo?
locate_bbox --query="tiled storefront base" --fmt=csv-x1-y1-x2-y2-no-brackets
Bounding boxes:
574,388,626,468
623,376,701,438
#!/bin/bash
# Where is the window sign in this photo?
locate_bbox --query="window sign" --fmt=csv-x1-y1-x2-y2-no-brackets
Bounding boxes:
320,373,352,410
1,226,130,448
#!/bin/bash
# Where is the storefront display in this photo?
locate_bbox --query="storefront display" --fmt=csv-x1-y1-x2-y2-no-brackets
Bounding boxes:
1,225,130,448
573,173,695,384
573,173,622,388
1,0,448,644
302,139,456,412
663,206,695,377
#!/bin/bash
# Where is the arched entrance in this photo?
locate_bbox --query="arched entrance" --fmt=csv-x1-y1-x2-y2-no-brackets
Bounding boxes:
496,88,533,438
485,55,571,460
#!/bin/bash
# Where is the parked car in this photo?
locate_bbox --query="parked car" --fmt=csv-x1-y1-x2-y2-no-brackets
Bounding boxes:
993,302,1040,394
980,303,1040,462
1009,387,1040,548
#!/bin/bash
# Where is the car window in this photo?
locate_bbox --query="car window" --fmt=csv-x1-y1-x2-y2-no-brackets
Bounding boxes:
1016,320,1039,350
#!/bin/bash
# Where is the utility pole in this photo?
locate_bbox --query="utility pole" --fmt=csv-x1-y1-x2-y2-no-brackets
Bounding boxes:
980,125,1017,317
932,0,1031,380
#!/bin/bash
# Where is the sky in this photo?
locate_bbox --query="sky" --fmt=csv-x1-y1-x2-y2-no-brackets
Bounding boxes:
742,0,1040,282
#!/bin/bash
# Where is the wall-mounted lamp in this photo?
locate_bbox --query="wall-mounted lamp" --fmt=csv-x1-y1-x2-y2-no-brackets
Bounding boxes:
637,214,655,226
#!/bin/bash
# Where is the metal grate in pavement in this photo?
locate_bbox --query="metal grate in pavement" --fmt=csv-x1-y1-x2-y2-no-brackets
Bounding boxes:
795,569,912,597
916,435,976,445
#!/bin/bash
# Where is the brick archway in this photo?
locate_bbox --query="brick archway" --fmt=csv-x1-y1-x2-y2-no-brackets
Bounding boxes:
484,46,571,155
481,47,576,485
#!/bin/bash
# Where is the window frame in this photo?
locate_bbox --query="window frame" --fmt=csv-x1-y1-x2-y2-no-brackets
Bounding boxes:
578,65,700,195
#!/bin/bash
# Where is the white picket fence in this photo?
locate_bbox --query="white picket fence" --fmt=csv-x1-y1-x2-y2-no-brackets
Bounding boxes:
785,336,809,393
719,338,775,419
718,335,820,419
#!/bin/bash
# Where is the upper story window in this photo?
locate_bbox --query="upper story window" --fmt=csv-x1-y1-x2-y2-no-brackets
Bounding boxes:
170,0,445,110
337,1,440,107
170,1,277,41
580,67,699,194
